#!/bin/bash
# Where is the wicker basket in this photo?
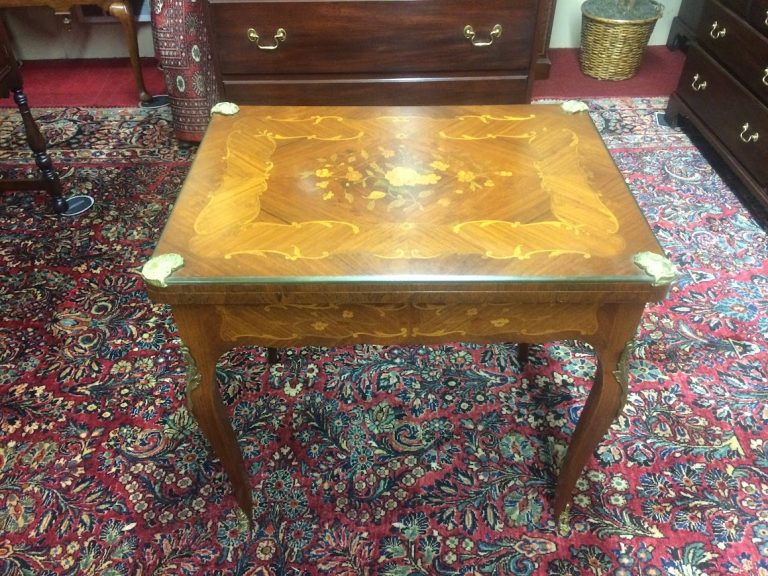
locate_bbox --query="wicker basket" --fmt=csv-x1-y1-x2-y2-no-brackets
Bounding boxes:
579,0,664,81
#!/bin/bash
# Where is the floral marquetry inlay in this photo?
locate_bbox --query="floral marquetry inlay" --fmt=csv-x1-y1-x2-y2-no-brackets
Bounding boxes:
215,301,600,347
307,144,515,214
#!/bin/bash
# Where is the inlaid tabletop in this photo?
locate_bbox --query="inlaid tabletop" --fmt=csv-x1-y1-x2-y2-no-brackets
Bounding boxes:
151,104,663,289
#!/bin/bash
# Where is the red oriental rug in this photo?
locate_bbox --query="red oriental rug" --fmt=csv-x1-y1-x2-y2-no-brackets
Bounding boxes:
0,99,767,575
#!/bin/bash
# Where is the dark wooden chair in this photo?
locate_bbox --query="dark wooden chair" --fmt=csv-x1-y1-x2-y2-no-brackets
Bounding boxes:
0,17,70,213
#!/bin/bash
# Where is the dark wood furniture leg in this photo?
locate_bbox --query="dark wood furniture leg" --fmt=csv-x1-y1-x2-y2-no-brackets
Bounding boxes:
517,342,529,366
103,0,152,104
665,92,683,128
9,86,69,213
0,21,68,213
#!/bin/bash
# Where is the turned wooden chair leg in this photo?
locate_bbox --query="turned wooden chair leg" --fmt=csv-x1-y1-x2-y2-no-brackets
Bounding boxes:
11,87,68,213
0,23,68,214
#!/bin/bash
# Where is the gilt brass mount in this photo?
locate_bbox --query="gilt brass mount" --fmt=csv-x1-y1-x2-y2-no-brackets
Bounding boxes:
141,253,184,288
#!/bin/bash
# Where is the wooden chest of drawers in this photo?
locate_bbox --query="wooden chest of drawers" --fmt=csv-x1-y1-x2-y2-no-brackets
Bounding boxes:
206,0,547,106
666,0,768,211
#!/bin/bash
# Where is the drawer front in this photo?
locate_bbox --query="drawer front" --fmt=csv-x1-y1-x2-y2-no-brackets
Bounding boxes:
718,0,748,16
697,0,768,104
209,0,537,76
677,44,768,186
221,74,530,106
749,0,768,37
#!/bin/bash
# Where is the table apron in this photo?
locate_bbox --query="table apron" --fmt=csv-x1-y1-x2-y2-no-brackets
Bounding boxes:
149,283,668,306
167,300,649,349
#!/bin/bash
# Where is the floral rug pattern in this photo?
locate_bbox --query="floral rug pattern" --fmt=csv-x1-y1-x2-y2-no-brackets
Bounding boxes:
1,100,767,575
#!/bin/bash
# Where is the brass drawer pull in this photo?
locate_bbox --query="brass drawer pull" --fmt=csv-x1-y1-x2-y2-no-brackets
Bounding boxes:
740,123,759,143
763,67,768,86
765,9,768,26
463,24,503,47
247,27,287,50
691,73,707,91
709,21,727,39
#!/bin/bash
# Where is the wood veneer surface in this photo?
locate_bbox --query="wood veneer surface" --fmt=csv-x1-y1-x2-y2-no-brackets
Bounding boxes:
152,104,664,298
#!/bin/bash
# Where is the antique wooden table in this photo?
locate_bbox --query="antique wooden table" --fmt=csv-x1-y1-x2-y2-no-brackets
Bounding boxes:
142,104,675,526
1,0,153,105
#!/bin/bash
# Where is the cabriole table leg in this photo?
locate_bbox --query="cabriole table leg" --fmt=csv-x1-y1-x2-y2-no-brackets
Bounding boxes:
172,306,254,526
103,0,153,104
553,303,644,529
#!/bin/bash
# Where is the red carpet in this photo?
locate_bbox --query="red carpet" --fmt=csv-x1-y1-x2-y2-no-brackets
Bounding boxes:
1,47,685,108
533,46,686,99
2,57,167,108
